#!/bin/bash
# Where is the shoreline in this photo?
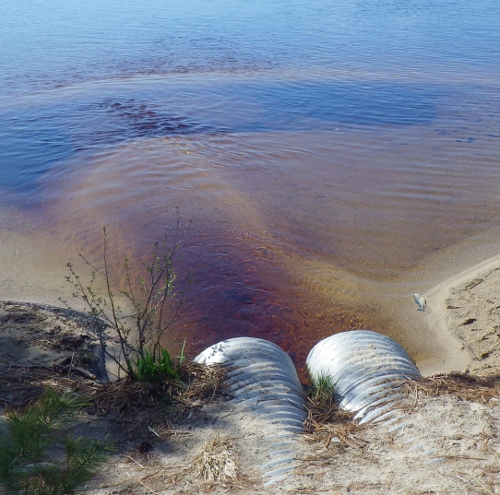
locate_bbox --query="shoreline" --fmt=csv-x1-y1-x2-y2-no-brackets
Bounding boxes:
422,254,500,376
2,253,500,377
414,254,500,376
2,254,500,494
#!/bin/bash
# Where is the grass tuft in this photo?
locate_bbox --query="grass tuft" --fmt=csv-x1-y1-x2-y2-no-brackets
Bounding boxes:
193,434,239,485
308,375,336,407
305,374,362,450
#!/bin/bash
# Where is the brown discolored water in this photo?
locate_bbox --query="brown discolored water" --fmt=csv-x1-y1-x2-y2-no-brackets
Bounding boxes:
1,1,500,373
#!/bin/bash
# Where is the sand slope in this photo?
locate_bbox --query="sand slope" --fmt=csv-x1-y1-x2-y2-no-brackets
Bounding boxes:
1,257,500,494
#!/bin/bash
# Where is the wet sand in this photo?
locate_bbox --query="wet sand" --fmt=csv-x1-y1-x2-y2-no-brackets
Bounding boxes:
1,196,500,377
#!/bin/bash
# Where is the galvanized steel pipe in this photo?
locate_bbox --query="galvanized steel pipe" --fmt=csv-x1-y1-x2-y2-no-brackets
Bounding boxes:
306,330,421,425
195,337,306,485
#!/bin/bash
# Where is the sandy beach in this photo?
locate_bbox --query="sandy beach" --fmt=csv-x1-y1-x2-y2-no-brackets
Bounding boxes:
423,255,500,377
1,255,500,494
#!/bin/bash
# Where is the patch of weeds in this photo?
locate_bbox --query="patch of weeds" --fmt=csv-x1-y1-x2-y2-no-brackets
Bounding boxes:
0,388,112,495
308,374,336,409
128,344,185,385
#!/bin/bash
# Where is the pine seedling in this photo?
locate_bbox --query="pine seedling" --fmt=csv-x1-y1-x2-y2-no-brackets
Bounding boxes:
0,388,111,495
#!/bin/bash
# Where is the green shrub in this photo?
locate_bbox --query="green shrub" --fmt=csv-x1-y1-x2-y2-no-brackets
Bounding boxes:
62,212,190,383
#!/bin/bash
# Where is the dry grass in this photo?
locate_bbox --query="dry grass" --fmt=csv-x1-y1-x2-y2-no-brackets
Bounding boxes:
0,360,227,446
176,361,228,412
192,434,239,485
0,360,226,406
304,388,367,452
0,364,76,409
304,396,356,434
405,373,500,404
86,361,227,418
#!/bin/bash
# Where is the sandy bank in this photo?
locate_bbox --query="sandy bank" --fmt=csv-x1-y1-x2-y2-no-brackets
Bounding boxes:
422,254,500,376
2,252,500,494
379,249,500,377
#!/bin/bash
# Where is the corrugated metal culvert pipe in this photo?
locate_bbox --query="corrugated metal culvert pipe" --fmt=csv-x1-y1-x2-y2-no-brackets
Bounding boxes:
194,337,307,485
306,330,421,426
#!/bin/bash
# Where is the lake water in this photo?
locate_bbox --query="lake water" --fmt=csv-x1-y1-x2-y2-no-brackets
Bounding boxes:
1,0,500,371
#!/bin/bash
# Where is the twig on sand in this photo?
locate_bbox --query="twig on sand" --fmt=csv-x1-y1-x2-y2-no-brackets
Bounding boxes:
4,363,96,380
125,455,144,468
457,471,494,495
147,425,160,437
138,479,160,494
68,352,75,377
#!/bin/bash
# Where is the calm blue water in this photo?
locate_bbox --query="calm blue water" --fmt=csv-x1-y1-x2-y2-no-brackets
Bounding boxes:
2,0,499,97
0,79,441,195
2,0,499,194
1,0,500,363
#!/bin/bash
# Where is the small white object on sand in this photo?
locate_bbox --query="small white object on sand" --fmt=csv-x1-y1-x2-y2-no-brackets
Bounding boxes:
414,292,426,311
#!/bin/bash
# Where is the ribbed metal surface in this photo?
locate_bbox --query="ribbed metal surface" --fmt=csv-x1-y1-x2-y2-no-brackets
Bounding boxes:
306,330,421,425
194,337,306,485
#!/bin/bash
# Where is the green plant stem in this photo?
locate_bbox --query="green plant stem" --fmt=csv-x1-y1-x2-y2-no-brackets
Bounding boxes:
61,214,190,383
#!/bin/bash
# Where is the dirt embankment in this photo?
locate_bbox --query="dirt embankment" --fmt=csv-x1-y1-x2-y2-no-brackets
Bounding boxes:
1,258,500,495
